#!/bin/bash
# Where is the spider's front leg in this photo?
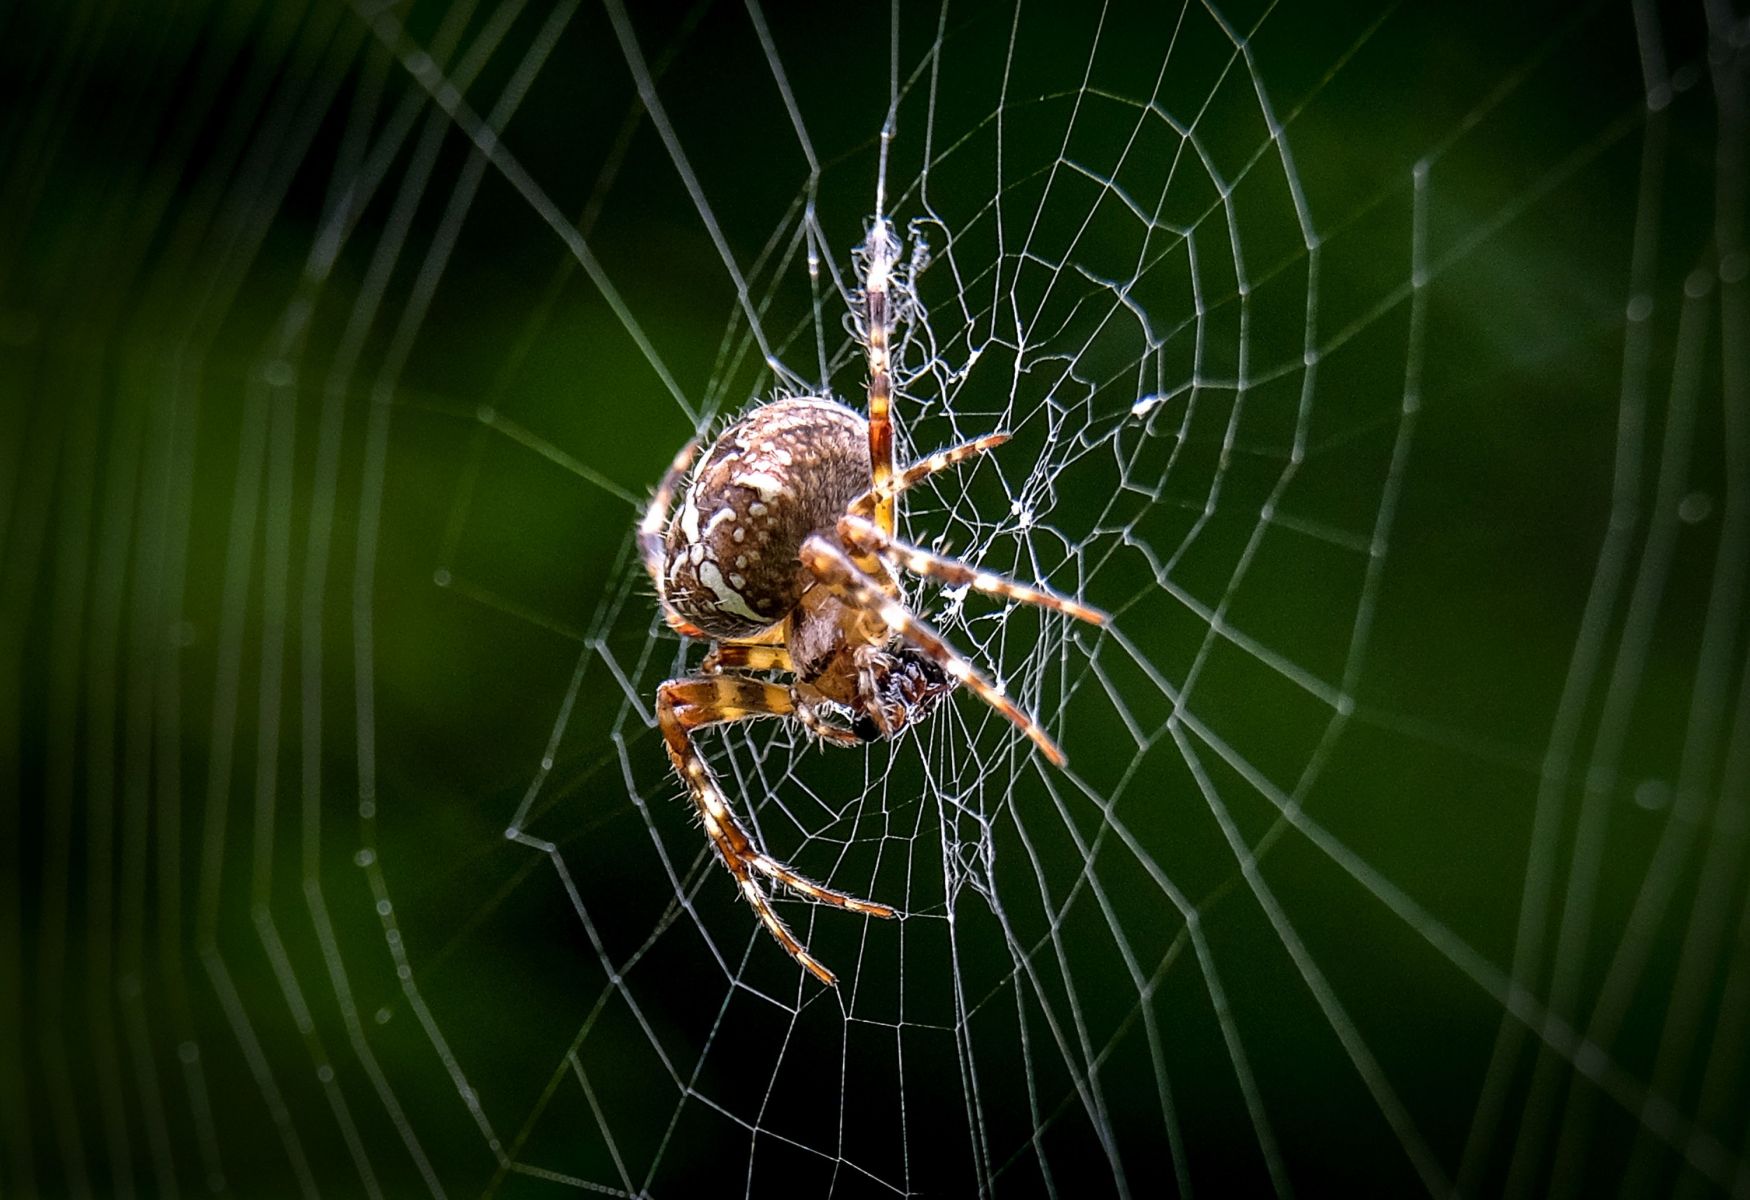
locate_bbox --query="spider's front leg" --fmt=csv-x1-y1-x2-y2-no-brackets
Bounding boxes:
838,515,1108,626
655,676,894,986
798,535,1072,766
847,431,1011,523
861,219,900,536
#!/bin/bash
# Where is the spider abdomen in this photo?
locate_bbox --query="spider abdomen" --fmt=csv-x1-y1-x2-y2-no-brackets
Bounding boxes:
661,396,870,638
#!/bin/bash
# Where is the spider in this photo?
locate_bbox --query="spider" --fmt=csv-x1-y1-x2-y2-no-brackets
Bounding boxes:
638,220,1107,985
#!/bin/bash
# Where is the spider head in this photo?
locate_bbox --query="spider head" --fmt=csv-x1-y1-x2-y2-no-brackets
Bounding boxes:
850,645,955,742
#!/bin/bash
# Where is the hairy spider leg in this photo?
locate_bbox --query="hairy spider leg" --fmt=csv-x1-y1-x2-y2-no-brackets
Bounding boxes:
844,433,1013,600
705,642,859,747
798,535,1071,767
639,440,710,639
862,220,900,537
702,638,847,743
848,432,1011,522
786,680,868,748
656,676,895,986
638,439,698,576
700,643,793,674
838,515,1109,626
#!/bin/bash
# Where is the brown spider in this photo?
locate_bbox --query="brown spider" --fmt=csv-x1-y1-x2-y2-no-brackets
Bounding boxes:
638,221,1107,985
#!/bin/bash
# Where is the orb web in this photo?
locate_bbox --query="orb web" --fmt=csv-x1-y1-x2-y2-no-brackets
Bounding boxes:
5,1,1746,1197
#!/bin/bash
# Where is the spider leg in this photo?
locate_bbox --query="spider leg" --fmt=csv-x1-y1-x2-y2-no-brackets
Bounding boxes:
640,441,710,639
798,534,1071,767
848,432,1010,522
663,612,711,639
862,220,900,536
844,431,1010,602
656,676,894,986
701,643,794,674
789,681,866,748
838,515,1108,625
639,439,698,579
702,644,861,745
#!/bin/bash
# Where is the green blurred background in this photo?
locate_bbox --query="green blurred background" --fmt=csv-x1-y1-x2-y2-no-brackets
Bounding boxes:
3,0,1746,1195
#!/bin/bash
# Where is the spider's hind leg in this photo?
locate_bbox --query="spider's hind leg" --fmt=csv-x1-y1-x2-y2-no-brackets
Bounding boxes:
699,630,789,675
639,440,698,581
699,641,861,746
641,441,710,639
656,676,893,986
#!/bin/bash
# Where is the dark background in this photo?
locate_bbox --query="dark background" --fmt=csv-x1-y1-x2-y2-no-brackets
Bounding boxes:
3,0,1746,1196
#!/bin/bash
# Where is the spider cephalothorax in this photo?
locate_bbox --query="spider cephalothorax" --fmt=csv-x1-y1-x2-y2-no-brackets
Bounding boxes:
638,220,1107,985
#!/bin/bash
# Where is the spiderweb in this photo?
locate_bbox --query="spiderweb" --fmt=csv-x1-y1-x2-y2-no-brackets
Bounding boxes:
5,0,1748,1195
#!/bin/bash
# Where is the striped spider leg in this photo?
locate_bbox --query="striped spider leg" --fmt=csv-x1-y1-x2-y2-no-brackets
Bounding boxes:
798,532,1108,768
639,439,710,639
837,514,1108,627
859,218,902,538
654,675,895,987
847,431,1013,524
